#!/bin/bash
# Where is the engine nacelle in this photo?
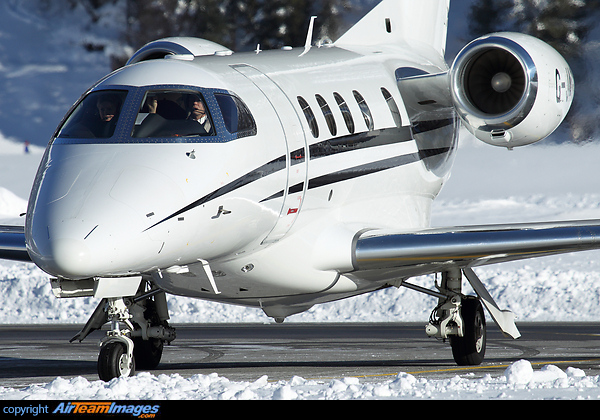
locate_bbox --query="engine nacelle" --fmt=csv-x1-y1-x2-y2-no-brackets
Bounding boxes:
450,32,574,148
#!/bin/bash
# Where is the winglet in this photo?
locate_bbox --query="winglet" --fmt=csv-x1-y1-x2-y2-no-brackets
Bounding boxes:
335,0,450,57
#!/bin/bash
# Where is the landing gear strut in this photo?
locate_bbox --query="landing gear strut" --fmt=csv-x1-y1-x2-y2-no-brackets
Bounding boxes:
96,290,176,381
401,267,519,366
97,285,177,381
68,279,176,381
422,269,487,365
97,297,137,381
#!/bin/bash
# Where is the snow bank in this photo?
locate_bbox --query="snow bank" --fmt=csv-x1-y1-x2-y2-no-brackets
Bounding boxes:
1,360,599,400
0,135,43,223
0,132,43,174
0,188,27,220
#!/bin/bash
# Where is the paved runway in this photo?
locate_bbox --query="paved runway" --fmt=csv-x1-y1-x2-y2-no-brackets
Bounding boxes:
1,323,600,387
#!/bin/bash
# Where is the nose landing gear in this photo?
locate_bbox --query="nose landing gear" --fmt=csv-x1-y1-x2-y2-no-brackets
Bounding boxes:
101,286,177,381
97,297,137,381
68,279,176,382
96,291,176,381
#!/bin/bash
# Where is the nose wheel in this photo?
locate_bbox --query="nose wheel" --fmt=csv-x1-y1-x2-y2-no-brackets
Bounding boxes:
94,291,175,381
96,297,137,381
98,341,135,381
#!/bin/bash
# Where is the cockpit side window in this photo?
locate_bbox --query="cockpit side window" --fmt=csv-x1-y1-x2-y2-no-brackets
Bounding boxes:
214,93,257,138
132,90,215,138
57,90,128,139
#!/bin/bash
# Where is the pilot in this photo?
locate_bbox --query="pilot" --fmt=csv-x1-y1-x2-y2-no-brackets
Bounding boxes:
187,94,212,133
94,94,122,138
145,95,158,114
135,94,158,125
97,96,119,122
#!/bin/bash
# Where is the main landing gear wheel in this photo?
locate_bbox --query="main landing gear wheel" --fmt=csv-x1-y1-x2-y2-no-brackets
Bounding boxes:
450,297,486,365
98,341,136,381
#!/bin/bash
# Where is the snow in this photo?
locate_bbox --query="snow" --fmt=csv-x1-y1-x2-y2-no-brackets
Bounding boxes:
1,362,599,400
1,0,600,402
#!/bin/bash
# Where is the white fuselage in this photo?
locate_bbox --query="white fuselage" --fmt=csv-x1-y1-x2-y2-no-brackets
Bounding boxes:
26,43,458,318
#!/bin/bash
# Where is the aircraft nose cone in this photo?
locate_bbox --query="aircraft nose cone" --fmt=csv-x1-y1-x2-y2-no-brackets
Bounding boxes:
48,238,93,278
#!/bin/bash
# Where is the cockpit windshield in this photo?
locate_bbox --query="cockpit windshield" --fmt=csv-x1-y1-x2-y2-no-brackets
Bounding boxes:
132,90,215,138
57,90,127,139
54,85,256,144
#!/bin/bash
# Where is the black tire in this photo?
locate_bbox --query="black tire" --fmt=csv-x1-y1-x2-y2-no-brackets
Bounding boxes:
133,337,164,370
450,297,486,366
98,341,135,381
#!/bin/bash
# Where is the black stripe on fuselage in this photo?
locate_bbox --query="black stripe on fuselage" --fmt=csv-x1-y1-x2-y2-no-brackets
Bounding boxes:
143,154,286,231
411,118,455,135
144,126,448,230
259,127,415,203
307,149,447,190
309,127,413,160
260,147,449,203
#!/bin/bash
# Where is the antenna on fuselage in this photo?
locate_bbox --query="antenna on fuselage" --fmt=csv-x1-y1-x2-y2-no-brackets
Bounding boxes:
299,16,317,57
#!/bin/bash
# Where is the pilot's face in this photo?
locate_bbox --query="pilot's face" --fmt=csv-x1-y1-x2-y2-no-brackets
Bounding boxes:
98,101,117,122
191,98,206,121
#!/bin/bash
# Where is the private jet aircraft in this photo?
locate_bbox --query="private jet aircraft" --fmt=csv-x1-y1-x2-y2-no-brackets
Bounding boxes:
0,0,595,381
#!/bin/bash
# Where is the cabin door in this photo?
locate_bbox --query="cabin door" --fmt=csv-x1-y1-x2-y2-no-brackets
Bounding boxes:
232,64,308,244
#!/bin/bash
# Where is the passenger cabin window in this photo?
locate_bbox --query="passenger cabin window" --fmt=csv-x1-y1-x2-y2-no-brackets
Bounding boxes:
315,94,337,136
353,90,374,131
297,96,319,138
333,92,355,134
58,90,128,139
215,93,257,138
132,90,215,138
381,87,402,128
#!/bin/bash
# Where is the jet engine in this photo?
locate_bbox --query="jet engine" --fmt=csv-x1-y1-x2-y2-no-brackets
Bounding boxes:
450,33,574,148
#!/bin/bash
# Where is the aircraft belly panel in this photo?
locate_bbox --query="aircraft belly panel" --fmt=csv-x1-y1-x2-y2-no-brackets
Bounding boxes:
151,258,345,300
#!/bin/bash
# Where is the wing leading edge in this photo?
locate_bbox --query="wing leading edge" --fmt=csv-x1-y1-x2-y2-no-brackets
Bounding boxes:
0,225,30,262
352,220,600,276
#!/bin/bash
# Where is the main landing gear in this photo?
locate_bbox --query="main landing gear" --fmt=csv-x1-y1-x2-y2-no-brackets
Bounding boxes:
402,267,520,366
71,281,176,381
430,295,487,365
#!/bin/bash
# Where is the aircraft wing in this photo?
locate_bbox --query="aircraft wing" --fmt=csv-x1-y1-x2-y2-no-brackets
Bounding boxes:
0,225,31,263
352,220,600,276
